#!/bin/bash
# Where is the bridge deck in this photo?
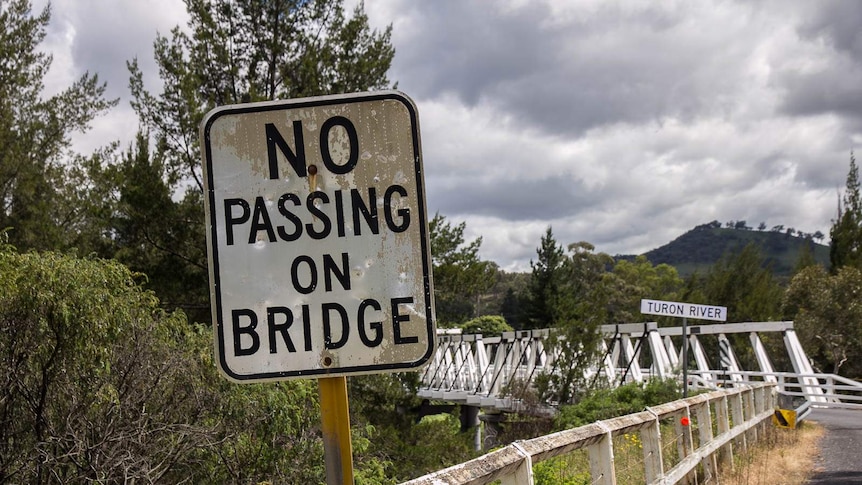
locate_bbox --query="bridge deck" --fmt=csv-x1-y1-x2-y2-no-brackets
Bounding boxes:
807,408,862,484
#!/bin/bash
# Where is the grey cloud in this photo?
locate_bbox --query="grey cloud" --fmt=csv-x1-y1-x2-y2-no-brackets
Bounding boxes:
427,174,598,221
391,1,764,137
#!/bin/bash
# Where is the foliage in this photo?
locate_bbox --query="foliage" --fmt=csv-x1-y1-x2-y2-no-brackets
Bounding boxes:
523,227,570,330
554,379,681,430
0,245,419,483
459,315,513,336
117,0,395,318
429,213,497,324
347,373,479,481
687,243,784,323
784,265,862,377
606,255,683,323
529,235,611,404
0,245,216,482
830,152,862,272
0,0,116,252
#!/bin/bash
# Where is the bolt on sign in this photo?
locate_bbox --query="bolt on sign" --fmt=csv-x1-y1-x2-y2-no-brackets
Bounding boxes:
200,91,436,382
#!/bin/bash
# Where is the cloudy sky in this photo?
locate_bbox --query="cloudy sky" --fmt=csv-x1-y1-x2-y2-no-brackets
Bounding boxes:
35,0,862,271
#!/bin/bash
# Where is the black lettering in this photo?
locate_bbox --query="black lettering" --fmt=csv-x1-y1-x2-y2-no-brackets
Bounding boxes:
224,198,250,245
334,190,346,237
352,187,379,235
323,252,351,291
323,302,349,349
358,299,383,347
392,297,418,344
266,121,306,180
384,185,410,233
248,196,277,243
301,304,312,351
267,306,295,353
306,191,331,239
291,256,317,294
231,309,260,356
319,116,359,174
277,193,303,241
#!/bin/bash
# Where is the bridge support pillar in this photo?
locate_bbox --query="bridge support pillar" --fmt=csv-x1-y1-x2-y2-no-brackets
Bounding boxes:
460,405,482,451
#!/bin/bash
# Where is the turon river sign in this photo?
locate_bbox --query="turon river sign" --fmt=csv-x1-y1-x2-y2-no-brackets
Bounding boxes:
201,91,435,383
641,299,727,322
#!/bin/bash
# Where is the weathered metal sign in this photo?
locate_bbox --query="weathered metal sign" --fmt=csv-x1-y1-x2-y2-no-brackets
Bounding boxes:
201,91,435,382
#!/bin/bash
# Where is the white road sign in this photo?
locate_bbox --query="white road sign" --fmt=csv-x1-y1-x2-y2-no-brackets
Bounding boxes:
640,299,727,322
201,91,435,382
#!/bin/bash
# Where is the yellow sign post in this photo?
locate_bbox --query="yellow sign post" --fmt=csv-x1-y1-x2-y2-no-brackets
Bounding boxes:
320,376,354,485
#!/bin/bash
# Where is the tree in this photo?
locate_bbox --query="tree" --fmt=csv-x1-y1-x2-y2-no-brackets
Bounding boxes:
429,213,497,324
0,243,214,482
691,243,783,323
606,255,683,323
122,0,395,317
0,241,418,483
758,222,767,231
500,287,525,329
538,241,612,404
524,233,611,403
784,265,862,377
523,227,569,329
0,0,116,251
830,152,862,272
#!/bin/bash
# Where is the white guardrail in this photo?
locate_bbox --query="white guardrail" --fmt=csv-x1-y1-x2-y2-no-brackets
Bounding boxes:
688,370,862,411
401,383,776,485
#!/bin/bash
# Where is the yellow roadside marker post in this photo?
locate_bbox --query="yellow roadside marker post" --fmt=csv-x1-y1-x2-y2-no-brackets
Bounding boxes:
320,376,354,485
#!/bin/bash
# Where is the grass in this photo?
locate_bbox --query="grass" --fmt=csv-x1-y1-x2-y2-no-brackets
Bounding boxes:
718,421,825,485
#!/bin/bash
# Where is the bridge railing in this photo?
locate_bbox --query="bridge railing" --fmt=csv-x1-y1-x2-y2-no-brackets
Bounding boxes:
402,383,776,485
688,369,862,410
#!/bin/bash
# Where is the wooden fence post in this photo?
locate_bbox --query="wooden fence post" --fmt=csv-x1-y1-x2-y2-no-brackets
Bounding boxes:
589,422,617,485
642,407,664,483
501,442,534,485
715,395,733,472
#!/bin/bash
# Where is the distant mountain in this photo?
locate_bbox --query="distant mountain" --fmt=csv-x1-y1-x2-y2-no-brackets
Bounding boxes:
617,221,829,278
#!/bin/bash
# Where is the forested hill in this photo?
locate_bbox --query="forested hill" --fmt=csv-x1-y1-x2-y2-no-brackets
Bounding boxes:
617,221,829,278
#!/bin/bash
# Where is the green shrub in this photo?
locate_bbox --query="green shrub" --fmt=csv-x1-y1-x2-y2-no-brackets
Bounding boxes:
554,379,681,430
459,315,513,336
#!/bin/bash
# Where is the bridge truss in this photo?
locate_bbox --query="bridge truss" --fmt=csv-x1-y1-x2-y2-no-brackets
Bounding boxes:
418,321,862,413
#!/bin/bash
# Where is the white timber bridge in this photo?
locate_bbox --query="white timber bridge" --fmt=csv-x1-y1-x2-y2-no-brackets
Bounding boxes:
418,321,862,416
406,321,862,485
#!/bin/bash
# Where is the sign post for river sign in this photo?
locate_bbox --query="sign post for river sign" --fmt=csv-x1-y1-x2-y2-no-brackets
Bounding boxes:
201,91,436,383
640,298,727,397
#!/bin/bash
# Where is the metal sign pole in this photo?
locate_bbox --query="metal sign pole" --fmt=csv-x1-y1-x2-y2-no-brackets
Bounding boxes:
319,376,354,485
682,316,688,398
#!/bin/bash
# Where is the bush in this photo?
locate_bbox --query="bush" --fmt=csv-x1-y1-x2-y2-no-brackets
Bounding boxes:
554,379,681,430
459,315,513,336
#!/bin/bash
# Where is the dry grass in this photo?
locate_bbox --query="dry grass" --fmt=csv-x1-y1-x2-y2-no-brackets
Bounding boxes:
719,421,825,485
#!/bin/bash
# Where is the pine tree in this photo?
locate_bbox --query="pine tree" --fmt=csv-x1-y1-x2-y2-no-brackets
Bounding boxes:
0,0,115,250
523,227,568,329
830,152,862,272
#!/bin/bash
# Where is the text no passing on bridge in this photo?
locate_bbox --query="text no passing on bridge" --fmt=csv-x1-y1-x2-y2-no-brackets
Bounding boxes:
201,91,435,382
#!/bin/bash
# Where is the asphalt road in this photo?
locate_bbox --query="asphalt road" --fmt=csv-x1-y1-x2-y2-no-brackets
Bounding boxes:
806,408,862,484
